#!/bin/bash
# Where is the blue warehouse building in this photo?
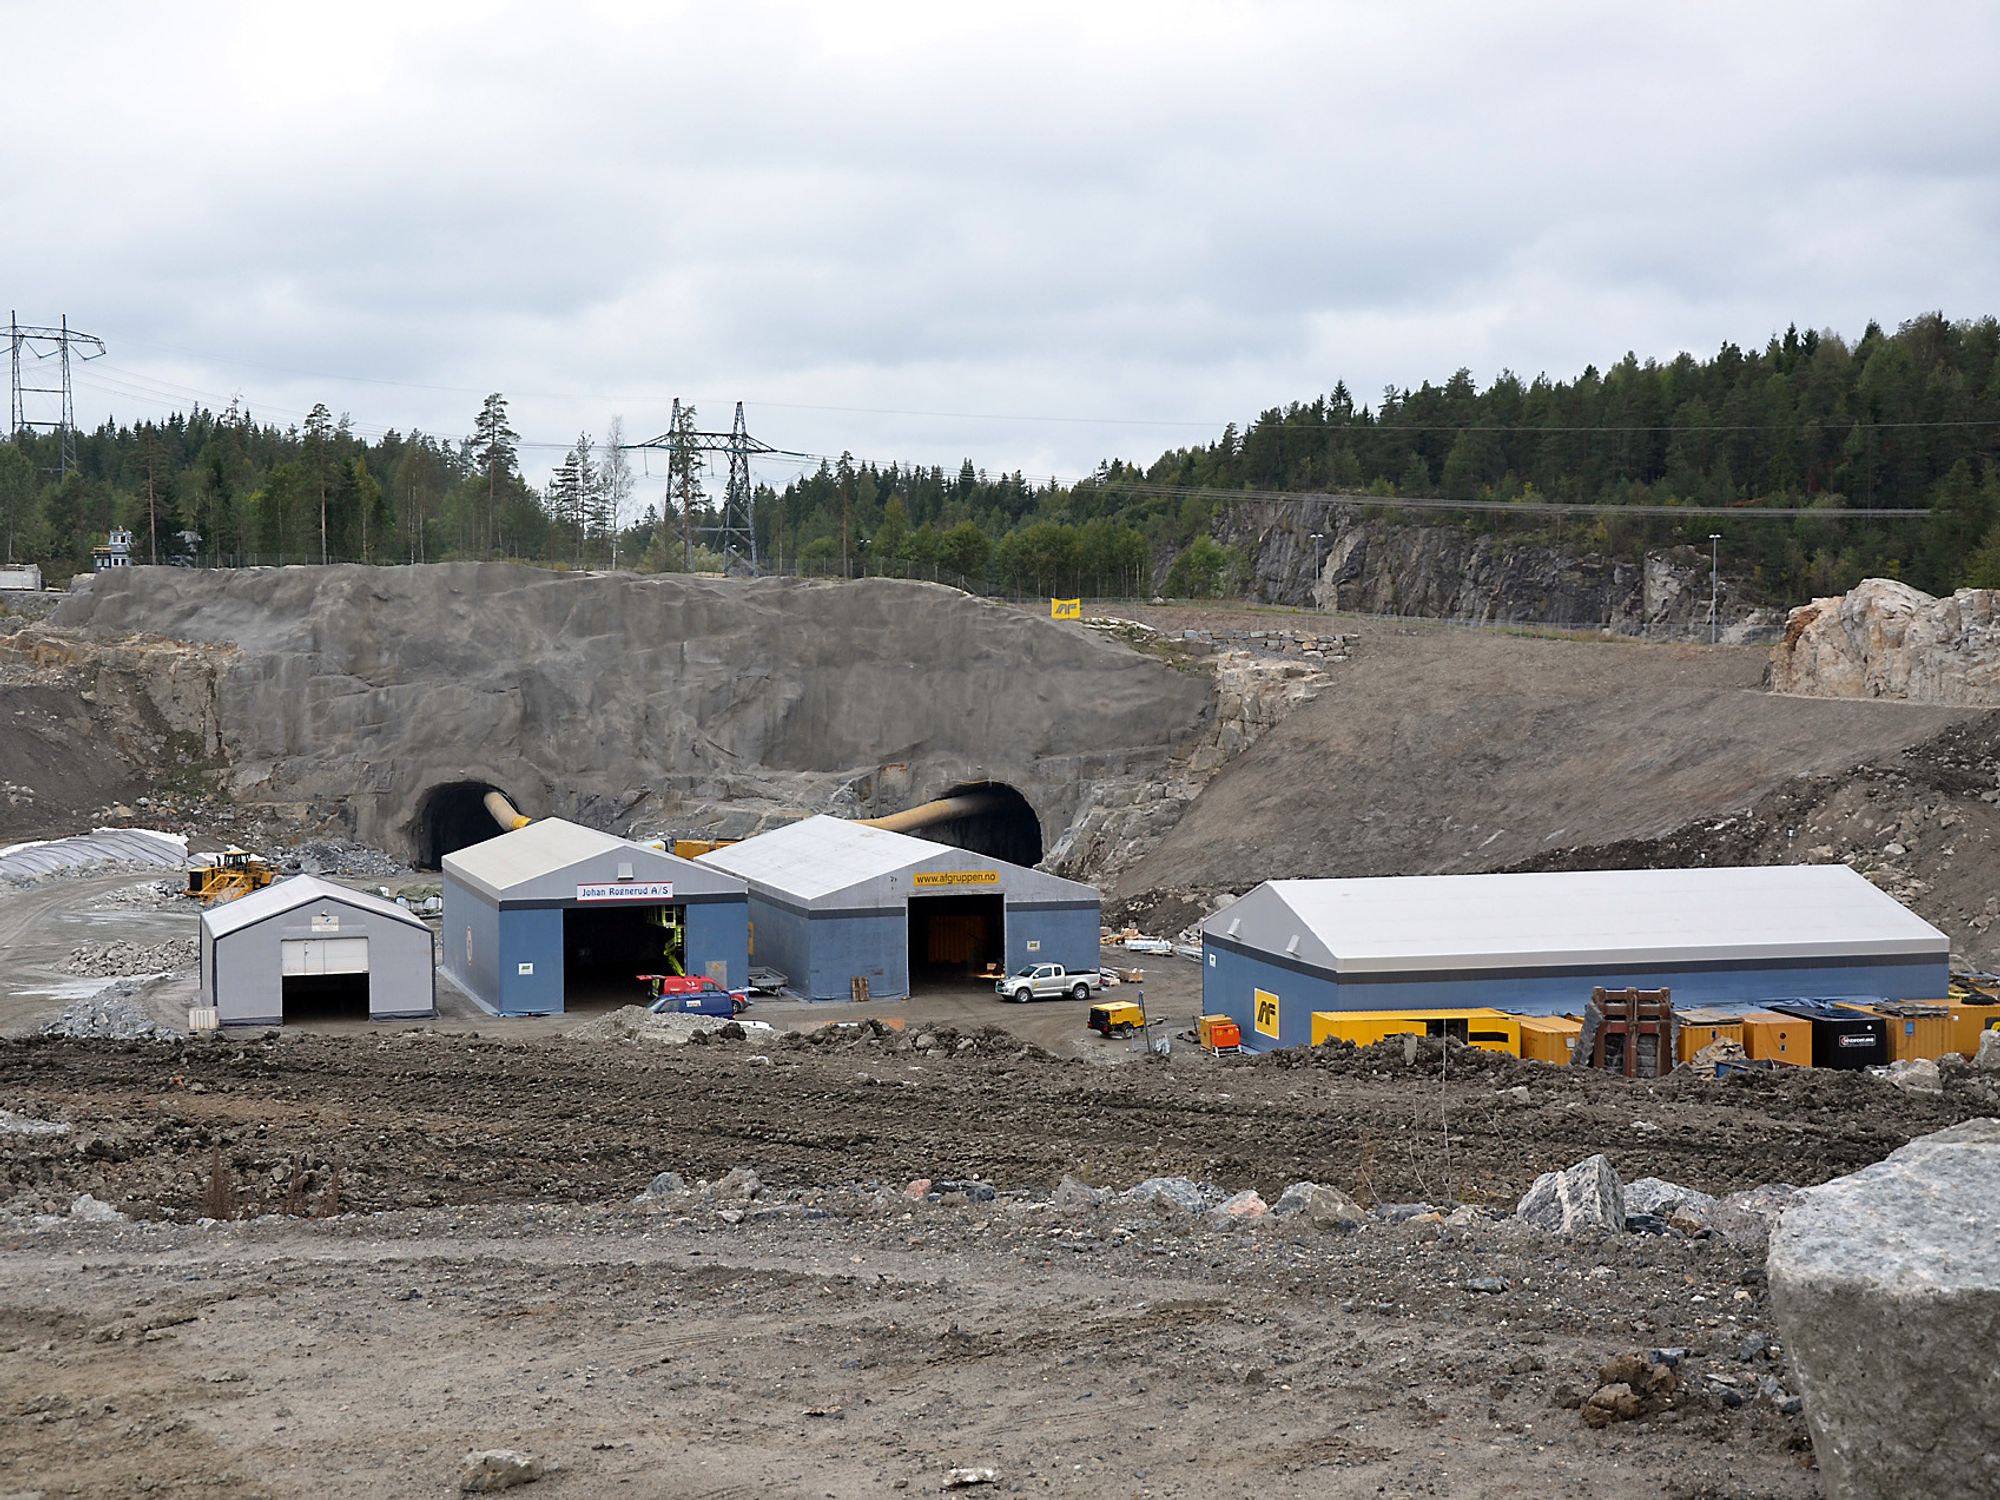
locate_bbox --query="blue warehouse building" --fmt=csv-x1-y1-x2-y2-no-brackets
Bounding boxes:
699,815,1101,1002
441,817,749,1016
1203,865,1951,1052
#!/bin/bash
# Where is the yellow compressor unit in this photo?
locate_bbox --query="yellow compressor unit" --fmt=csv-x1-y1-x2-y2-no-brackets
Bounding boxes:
1946,1000,2000,1059
1310,1008,1521,1055
1841,1002,1954,1063
1740,1011,1812,1067
1516,1014,1581,1065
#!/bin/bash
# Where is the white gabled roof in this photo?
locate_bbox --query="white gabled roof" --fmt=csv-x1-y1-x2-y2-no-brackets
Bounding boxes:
698,814,1096,908
202,874,428,939
443,817,742,904
699,816,955,901
1205,866,1948,976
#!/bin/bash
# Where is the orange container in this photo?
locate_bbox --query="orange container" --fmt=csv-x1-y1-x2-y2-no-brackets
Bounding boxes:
1198,1014,1242,1049
1517,1014,1581,1065
1842,1003,1954,1063
1741,1011,1811,1067
1676,1008,1746,1065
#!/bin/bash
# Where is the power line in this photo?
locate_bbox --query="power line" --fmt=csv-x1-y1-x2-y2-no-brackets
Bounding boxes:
1038,477,1930,521
92,333,2000,435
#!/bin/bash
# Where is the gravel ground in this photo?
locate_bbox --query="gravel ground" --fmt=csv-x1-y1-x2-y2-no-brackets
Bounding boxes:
5,997,1991,1498
0,1172,1821,1499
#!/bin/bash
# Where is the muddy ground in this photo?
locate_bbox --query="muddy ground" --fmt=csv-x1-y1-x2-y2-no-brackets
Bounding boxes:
1,1028,1985,1221
4,1030,1995,1497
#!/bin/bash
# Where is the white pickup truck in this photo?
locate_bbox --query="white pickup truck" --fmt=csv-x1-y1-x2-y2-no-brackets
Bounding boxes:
996,963,1100,1003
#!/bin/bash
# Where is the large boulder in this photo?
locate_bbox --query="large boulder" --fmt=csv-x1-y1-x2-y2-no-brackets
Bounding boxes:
1769,579,2000,704
1769,1120,2000,1498
1516,1155,1625,1236
1270,1181,1365,1231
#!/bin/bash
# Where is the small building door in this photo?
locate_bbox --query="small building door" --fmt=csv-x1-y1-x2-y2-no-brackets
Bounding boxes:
281,938,370,975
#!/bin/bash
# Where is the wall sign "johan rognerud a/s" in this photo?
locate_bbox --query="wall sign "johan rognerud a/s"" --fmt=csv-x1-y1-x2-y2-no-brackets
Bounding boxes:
576,881,676,902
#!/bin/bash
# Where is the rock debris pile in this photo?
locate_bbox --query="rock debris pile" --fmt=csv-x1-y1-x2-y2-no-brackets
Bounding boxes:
54,937,196,978
37,985,181,1041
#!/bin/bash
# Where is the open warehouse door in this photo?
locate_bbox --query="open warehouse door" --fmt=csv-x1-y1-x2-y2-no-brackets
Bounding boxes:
563,900,686,1009
279,935,372,1021
908,891,1005,989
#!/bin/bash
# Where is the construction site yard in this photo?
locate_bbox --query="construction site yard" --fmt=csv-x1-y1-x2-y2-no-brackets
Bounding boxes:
5,1022,1995,1498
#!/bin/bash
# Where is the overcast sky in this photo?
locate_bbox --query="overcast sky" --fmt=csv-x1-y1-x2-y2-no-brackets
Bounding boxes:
5,2,1997,493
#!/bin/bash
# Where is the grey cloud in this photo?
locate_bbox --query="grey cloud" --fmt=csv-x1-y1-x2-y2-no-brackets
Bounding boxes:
3,1,1996,483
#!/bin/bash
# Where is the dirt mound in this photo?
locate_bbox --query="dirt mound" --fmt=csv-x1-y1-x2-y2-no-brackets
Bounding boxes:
1111,610,1969,899
1,1028,1982,1222
783,1017,1051,1061
1515,710,2000,964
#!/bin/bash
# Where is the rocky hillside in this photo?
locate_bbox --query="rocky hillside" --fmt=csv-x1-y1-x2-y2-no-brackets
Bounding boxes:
1216,500,1781,641
3,564,1216,864
1770,579,2000,705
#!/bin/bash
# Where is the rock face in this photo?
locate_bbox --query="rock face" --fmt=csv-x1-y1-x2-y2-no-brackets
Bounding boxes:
1218,501,1779,640
1769,1120,2000,1499
21,565,1212,865
1770,578,2000,704
1516,1155,1625,1235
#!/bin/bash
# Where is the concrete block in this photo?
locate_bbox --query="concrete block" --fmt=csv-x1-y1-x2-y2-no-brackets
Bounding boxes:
1770,1119,2000,1499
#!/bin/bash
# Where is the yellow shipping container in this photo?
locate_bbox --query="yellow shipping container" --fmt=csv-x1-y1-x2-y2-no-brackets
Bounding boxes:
1517,1014,1581,1065
1947,1001,2000,1059
1676,1007,1745,1065
1309,1008,1521,1055
1741,1011,1812,1067
1842,1003,1954,1063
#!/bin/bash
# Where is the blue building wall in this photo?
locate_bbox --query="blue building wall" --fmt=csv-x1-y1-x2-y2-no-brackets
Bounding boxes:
746,896,909,1001
810,910,908,1001
1005,902,1102,979
498,907,566,1014
746,896,814,998
744,896,1100,1003
446,886,749,1016
1204,937,1952,1053
683,900,750,989
443,881,505,1013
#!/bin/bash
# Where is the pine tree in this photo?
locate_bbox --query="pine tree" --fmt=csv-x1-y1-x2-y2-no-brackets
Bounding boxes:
303,403,334,564
473,394,519,555
668,403,704,569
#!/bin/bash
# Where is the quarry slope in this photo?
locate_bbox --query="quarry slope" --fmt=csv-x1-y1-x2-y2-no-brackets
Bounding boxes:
28,565,1213,862
1113,608,1973,901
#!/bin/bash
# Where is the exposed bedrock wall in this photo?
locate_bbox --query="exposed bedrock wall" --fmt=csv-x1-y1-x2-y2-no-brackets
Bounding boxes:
43,564,1213,864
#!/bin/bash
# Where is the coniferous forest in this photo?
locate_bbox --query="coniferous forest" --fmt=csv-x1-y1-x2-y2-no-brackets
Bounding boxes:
4,314,1998,605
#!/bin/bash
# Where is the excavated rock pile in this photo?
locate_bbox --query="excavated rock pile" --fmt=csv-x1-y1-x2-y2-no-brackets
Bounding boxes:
37,985,181,1040
54,938,196,978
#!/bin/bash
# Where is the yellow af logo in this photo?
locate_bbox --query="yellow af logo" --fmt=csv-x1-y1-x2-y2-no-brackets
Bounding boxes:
1253,988,1280,1039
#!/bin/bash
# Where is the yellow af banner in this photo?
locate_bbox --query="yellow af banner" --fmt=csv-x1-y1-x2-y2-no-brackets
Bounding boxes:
1253,988,1281,1040
1050,597,1081,620
913,870,999,887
